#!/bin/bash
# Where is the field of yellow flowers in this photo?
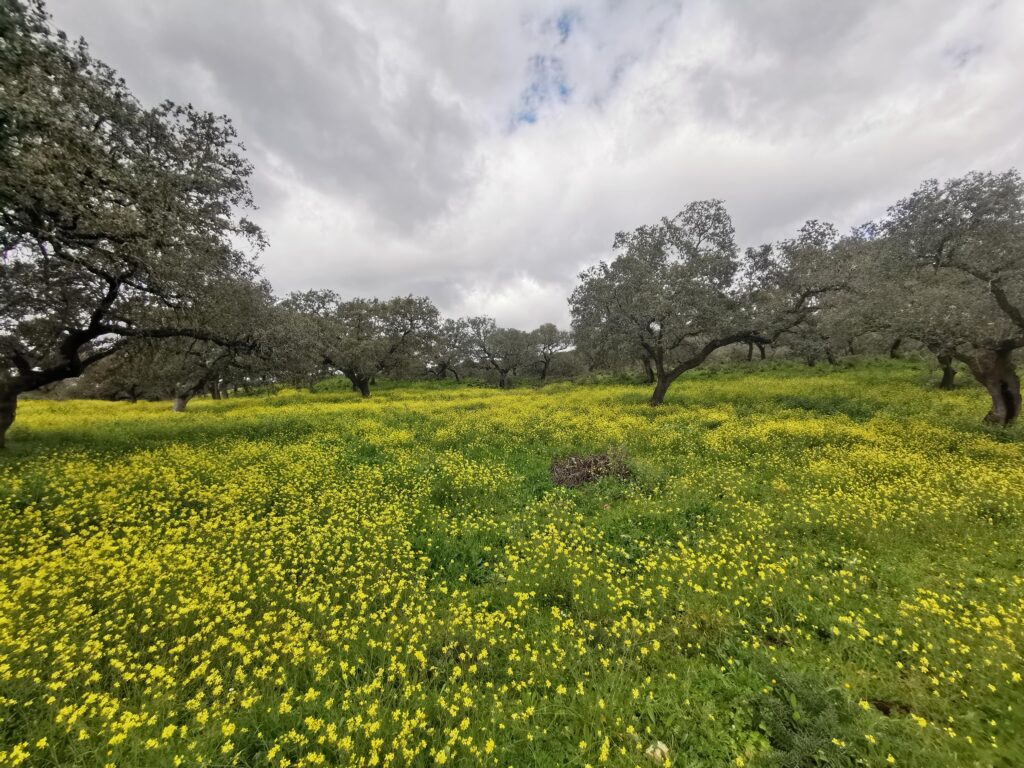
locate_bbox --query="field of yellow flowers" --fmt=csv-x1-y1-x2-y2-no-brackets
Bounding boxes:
1,361,1022,767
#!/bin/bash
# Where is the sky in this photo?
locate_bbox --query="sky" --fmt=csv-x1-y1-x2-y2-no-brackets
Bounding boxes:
46,0,1024,328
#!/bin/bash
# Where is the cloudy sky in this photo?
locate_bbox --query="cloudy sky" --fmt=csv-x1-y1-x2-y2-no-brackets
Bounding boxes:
47,0,1024,327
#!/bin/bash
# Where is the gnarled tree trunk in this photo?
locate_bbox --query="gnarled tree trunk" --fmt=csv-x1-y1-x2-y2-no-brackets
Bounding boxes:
498,370,509,389
0,386,17,449
343,370,371,397
647,334,753,406
650,376,671,406
965,350,1020,425
173,377,210,412
889,337,903,359
649,355,677,406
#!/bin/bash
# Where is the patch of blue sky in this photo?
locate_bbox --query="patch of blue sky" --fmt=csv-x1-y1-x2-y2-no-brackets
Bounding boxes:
555,9,578,43
512,54,571,127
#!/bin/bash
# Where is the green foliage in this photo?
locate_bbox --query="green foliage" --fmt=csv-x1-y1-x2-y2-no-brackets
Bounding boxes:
0,0,267,443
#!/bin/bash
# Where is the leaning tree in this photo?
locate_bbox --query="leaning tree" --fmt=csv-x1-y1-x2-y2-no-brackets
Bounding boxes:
571,201,845,405
879,170,1024,424
0,0,266,446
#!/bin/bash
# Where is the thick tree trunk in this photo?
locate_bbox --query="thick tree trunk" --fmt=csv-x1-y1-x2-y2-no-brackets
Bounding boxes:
966,350,1021,425
650,375,671,406
0,387,17,449
825,346,837,366
540,360,549,382
889,337,902,359
209,383,221,400
938,354,956,390
641,357,655,384
758,343,766,360
343,371,370,396
498,370,509,389
172,395,191,412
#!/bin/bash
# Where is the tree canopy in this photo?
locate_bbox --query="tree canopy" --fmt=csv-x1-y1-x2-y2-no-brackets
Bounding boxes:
876,171,1024,423
0,0,266,444
571,201,846,405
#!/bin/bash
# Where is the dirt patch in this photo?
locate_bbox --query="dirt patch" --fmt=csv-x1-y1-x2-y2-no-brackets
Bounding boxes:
551,451,631,488
870,699,911,717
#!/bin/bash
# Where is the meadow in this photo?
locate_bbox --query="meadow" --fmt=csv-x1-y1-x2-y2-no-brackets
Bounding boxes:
1,361,1022,767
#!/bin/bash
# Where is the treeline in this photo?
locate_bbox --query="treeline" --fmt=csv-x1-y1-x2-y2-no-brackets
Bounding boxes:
61,307,576,409
2,0,1023,448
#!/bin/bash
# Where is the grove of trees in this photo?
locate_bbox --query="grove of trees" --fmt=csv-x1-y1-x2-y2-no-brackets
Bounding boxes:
3,0,1024,447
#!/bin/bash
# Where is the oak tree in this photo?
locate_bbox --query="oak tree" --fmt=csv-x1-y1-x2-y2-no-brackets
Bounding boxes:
0,0,265,445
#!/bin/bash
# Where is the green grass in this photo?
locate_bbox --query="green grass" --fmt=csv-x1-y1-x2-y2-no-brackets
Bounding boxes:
0,360,1022,767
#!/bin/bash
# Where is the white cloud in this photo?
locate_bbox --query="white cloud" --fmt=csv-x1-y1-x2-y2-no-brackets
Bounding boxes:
46,0,1024,327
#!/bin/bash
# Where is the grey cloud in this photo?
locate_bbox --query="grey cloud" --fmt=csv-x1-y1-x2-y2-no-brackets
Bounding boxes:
44,0,1024,328
48,0,479,231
